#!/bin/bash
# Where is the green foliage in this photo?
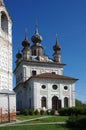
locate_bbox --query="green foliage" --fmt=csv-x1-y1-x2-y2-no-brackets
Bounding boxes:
28,109,34,115
22,109,34,115
22,109,29,115
34,109,39,115
75,99,83,107
50,109,55,115
75,99,86,107
67,115,86,128
59,107,86,116
40,110,45,115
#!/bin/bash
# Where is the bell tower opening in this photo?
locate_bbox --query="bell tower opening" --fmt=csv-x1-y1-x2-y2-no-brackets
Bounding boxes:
1,11,8,33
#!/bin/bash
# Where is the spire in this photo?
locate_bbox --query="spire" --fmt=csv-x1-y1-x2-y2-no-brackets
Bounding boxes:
35,21,39,35
53,34,61,51
22,28,30,47
25,28,28,40
56,33,59,45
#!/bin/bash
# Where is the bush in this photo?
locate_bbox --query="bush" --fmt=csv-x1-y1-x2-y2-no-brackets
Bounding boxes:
23,109,29,115
67,115,86,128
28,109,34,115
66,115,77,127
50,109,55,115
59,107,86,116
40,110,45,115
77,117,86,128
59,108,68,116
34,109,39,115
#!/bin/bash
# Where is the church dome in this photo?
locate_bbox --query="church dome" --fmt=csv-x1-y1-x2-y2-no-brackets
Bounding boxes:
53,43,61,51
31,24,43,43
53,39,61,51
16,51,22,59
22,37,30,47
31,33,42,43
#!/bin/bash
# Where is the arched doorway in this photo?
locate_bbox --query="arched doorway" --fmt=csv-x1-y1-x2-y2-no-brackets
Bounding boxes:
52,96,61,110
52,96,58,110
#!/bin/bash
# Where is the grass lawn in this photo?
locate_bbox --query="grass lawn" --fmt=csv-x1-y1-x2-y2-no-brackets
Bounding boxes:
21,116,69,124
0,124,71,130
17,115,69,122
16,115,45,120
33,116,69,122
0,115,81,130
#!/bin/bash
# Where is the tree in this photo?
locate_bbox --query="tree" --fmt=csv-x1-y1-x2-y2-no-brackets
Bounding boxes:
75,99,86,107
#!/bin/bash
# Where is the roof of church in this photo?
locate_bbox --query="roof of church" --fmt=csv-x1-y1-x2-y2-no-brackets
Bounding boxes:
14,73,78,90
30,73,78,81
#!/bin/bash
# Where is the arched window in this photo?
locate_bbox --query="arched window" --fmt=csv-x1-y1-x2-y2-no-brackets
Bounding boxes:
41,97,46,108
1,11,8,33
64,97,68,107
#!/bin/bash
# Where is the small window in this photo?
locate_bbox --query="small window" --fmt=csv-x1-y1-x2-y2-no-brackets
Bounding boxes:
32,70,36,76
42,85,46,89
52,85,58,90
52,72,56,74
64,86,68,90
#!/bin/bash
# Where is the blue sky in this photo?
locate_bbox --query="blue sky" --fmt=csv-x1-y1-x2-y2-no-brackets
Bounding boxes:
5,0,86,103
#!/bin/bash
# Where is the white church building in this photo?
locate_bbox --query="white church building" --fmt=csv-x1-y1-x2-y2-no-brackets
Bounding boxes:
14,23,78,112
0,0,16,122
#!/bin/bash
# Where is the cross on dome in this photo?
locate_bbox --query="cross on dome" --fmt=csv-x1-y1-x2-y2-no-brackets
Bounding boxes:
35,21,39,35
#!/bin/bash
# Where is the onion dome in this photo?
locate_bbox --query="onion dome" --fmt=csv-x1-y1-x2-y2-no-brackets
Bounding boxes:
53,34,62,63
53,36,61,51
31,24,42,43
22,37,30,47
16,50,22,59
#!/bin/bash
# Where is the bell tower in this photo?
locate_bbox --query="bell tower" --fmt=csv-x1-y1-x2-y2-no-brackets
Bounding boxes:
0,0,12,90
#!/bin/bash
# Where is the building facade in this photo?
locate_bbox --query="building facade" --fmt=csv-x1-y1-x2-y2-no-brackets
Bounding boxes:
14,24,78,112
0,0,16,122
